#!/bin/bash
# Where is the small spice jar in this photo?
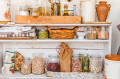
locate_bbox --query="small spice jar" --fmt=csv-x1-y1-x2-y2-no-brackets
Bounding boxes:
86,27,97,39
38,29,48,39
21,57,31,75
72,54,82,72
89,55,102,73
82,54,89,72
98,26,108,40
32,53,45,74
47,54,60,72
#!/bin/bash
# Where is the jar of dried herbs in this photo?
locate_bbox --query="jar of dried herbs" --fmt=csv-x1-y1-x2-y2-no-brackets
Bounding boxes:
38,29,48,39
82,54,89,72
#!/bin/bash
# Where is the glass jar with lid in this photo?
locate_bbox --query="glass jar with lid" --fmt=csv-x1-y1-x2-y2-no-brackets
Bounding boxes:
82,54,89,72
86,26,97,39
98,26,108,40
72,54,82,72
19,7,29,16
89,55,102,73
21,57,31,75
47,54,60,72
38,28,48,39
32,53,45,74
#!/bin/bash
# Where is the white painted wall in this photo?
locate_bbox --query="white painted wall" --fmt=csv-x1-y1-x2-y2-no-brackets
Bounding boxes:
10,0,120,54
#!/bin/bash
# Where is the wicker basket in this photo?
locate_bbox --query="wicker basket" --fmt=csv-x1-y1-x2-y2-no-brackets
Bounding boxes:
47,27,78,39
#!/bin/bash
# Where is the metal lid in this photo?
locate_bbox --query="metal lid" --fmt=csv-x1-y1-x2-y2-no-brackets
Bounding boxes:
105,54,120,61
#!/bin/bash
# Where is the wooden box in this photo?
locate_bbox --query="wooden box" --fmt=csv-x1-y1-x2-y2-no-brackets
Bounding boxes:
15,16,81,24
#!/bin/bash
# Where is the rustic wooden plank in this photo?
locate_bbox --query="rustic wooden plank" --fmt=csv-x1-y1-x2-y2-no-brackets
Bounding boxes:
0,37,36,40
15,16,81,24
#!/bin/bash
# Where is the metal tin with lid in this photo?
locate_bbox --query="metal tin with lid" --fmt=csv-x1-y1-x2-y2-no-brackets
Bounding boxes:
105,54,120,79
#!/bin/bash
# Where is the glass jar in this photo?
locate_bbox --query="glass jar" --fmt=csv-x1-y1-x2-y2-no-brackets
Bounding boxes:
32,8,39,16
89,55,102,73
21,57,31,75
19,7,29,16
45,0,51,16
47,54,60,72
82,54,89,72
86,27,97,39
72,54,82,72
81,0,96,22
38,29,48,39
51,0,60,16
32,53,45,74
98,26,108,40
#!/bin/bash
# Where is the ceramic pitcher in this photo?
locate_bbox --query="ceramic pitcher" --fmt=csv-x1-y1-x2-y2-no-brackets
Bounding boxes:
96,1,111,22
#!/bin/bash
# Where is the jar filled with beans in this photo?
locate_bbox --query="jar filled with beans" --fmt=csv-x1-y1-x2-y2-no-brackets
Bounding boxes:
82,54,89,72
47,54,60,72
32,53,45,74
89,55,102,73
72,54,82,72
38,29,48,39
21,57,31,75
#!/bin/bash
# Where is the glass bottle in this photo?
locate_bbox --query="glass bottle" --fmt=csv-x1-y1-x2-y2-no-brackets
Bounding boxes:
38,29,48,39
72,54,82,72
89,55,102,73
98,26,108,40
32,53,45,74
73,5,77,16
21,57,31,75
47,54,60,72
82,54,89,72
63,4,69,16
45,0,51,16
51,0,60,16
86,26,97,39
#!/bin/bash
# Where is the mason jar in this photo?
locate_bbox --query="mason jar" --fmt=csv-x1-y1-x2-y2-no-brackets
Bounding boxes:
82,54,89,72
47,54,60,72
38,29,48,39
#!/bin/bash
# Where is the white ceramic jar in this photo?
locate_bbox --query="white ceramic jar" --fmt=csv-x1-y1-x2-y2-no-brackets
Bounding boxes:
105,54,120,79
81,0,96,22
0,0,11,21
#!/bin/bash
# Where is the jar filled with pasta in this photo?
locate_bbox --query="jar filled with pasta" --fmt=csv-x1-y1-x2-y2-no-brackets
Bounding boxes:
72,54,82,72
89,55,102,73
82,54,89,72
98,26,108,40
32,53,45,74
86,27,97,39
21,57,31,75
47,54,60,72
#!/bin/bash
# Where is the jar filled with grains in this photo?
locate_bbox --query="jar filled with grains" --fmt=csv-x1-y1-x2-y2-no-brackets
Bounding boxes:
89,55,102,73
21,57,31,75
98,26,108,40
38,29,48,39
47,54,60,72
32,53,45,74
86,27,97,39
72,54,82,72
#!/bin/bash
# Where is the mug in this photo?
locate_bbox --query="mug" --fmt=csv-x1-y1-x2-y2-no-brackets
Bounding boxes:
2,63,14,75
4,51,16,63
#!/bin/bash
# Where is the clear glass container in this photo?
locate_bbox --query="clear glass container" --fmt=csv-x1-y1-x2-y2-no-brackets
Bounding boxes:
45,0,51,16
51,0,60,16
47,54,60,72
98,26,108,40
19,7,29,16
38,29,48,39
21,57,31,75
86,26,97,39
63,4,69,16
73,5,77,16
72,54,82,72
32,8,39,16
32,53,45,74
82,54,89,72
89,55,102,73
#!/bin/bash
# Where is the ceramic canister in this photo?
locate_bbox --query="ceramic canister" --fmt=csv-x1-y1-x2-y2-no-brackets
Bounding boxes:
105,54,120,79
0,0,11,21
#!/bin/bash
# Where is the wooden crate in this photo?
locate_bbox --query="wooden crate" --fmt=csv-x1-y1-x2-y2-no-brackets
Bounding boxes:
0,21,11,24
15,16,81,24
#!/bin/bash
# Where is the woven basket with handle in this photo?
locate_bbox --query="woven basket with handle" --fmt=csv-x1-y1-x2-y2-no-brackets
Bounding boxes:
47,27,78,39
